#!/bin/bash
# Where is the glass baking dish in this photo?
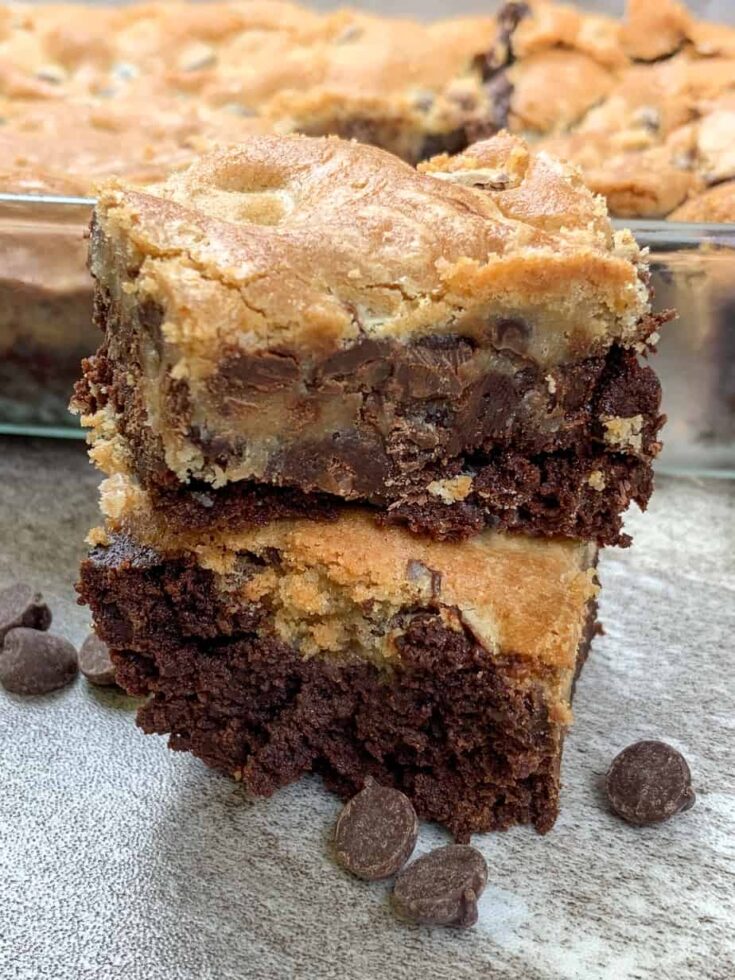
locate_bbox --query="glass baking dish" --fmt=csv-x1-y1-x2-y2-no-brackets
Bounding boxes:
0,191,734,473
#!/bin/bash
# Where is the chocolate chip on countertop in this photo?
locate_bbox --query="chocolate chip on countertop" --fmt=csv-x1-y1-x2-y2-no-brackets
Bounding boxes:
0,628,78,695
79,633,117,687
606,740,696,826
334,777,418,881
391,844,488,929
0,583,52,643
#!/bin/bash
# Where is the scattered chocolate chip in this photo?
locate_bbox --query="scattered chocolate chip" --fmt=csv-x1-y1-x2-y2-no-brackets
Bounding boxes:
112,61,139,81
79,633,117,687
0,583,52,643
419,128,470,162
606,740,695,826
449,92,477,112
0,628,78,695
391,844,488,928
334,777,418,881
35,64,67,84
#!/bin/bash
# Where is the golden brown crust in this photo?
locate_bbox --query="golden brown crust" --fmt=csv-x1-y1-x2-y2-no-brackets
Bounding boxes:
670,181,735,222
518,1,735,219
620,0,692,62
0,95,269,192
2,0,735,223
0,1,498,189
538,132,697,219
507,49,615,135
93,132,651,375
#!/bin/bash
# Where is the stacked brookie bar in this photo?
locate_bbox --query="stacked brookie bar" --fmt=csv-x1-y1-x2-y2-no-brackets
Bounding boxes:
74,132,665,841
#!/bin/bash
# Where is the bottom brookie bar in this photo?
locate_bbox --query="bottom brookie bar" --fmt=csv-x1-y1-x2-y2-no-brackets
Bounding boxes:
78,477,598,841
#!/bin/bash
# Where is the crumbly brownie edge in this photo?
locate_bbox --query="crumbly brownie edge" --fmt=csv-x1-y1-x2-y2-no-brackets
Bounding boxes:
78,534,598,840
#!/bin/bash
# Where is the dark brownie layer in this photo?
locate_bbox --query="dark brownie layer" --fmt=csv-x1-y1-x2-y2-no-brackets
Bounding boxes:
79,534,597,841
77,278,665,546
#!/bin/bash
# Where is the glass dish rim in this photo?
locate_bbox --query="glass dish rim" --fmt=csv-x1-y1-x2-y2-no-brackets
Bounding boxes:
2,191,735,250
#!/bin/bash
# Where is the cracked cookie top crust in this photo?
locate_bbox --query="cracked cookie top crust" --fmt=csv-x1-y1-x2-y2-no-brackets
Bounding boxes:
91,131,652,373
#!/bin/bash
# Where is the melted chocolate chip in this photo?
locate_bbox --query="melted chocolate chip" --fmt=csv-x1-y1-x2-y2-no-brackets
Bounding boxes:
219,350,300,393
495,318,531,357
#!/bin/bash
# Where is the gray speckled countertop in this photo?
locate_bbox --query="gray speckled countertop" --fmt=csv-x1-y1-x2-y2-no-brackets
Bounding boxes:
0,437,733,980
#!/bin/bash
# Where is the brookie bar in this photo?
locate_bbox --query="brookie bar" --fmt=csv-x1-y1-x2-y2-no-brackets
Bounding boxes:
78,486,599,841
75,132,665,546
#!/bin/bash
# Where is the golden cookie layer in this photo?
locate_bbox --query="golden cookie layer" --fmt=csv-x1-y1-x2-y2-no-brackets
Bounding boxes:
92,132,651,374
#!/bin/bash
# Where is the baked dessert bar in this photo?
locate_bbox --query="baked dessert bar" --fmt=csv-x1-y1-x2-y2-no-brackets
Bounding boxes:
507,0,735,218
78,482,599,841
75,133,665,546
0,1,501,184
1,0,734,221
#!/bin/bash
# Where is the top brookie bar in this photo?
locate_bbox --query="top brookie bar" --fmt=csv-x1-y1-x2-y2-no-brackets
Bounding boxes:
75,132,665,547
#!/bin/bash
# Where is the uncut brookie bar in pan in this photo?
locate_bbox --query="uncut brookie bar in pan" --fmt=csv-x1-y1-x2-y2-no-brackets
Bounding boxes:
497,0,735,220
74,132,665,547
79,478,599,842
0,0,502,174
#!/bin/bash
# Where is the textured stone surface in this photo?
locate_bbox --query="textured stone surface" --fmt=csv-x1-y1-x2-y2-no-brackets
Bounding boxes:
0,436,733,980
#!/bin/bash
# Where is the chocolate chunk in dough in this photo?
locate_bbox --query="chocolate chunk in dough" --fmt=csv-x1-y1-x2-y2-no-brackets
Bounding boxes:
606,740,696,826
391,844,488,928
334,777,418,880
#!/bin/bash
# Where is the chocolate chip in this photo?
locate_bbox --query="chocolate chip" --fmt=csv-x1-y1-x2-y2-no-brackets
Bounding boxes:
634,106,661,133
406,560,442,599
495,317,531,356
483,71,515,130
391,844,488,928
79,633,117,687
0,628,78,695
335,24,363,44
412,91,435,113
606,741,695,826
334,777,418,880
0,583,52,643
